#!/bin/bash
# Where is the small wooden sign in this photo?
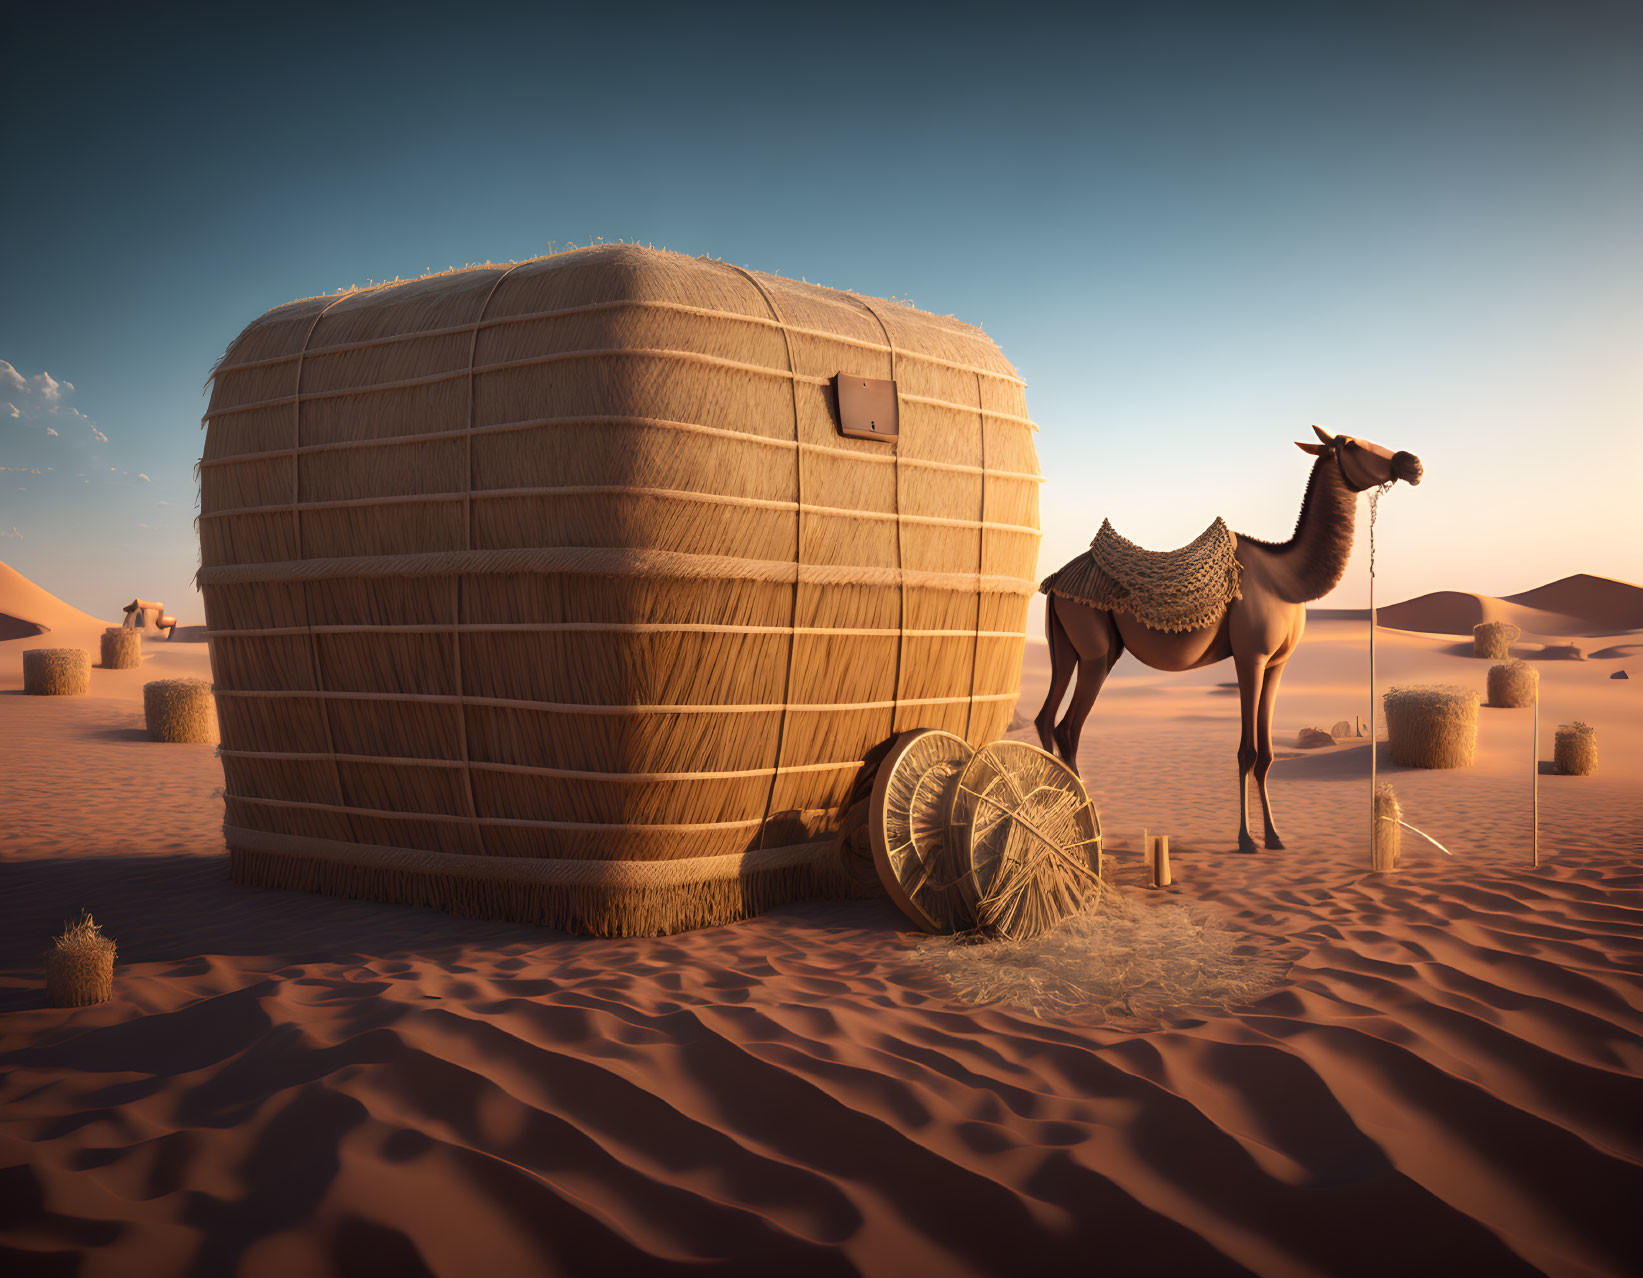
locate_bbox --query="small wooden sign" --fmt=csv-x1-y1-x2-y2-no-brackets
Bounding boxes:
834,374,899,441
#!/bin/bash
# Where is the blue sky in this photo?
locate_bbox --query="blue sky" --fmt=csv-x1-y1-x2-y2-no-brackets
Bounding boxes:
2,1,1639,623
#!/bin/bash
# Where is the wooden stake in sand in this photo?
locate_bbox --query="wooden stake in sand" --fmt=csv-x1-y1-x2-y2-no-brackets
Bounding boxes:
1149,835,1171,889
1368,485,1385,869
1533,689,1540,867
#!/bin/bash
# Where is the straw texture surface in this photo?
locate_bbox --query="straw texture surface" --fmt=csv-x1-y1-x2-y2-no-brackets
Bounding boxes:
1473,621,1520,659
23,648,90,696
1486,659,1538,709
1383,685,1479,769
144,678,220,744
199,245,1040,933
101,627,143,670
951,742,1102,941
1554,722,1598,776
1040,518,1241,633
1372,782,1402,872
44,914,115,1008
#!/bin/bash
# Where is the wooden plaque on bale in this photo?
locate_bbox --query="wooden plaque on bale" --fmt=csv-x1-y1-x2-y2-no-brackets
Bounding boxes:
199,245,1041,935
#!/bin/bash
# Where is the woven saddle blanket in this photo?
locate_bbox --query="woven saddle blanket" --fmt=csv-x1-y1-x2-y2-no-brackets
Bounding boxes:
1040,517,1243,633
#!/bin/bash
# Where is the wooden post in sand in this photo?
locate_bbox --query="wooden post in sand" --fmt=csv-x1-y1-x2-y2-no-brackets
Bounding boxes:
1533,690,1540,868
1149,835,1172,889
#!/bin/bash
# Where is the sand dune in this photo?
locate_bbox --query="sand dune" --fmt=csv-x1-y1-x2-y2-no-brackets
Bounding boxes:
3,564,1641,1276
1376,573,1643,639
0,560,111,640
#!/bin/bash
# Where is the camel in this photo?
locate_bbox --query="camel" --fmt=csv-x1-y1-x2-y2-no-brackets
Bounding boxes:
1035,425,1423,853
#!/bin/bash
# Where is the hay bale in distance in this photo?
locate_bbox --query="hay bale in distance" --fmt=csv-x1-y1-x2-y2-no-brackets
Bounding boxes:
1383,685,1479,769
197,245,1041,936
1330,719,1353,739
1486,659,1538,708
1473,621,1520,659
1296,727,1335,749
100,626,143,670
144,678,219,744
44,913,115,1007
23,648,90,696
1372,782,1402,872
1538,643,1584,661
1554,722,1598,776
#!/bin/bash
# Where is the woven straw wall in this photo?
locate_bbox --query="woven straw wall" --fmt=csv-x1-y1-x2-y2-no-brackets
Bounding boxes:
199,245,1041,933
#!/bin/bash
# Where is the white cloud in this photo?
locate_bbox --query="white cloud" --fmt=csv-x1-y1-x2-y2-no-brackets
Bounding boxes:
155,499,171,507
0,526,21,539
5,403,17,418
45,426,58,436
90,426,109,443
137,473,151,482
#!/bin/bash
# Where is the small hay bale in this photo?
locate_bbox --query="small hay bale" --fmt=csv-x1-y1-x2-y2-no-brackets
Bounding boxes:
144,677,219,744
1330,719,1353,739
1554,721,1598,776
23,647,90,696
1296,727,1335,749
100,627,142,670
44,912,115,1007
1473,621,1520,659
1538,643,1584,661
1372,782,1402,872
1486,659,1539,708
1383,684,1479,769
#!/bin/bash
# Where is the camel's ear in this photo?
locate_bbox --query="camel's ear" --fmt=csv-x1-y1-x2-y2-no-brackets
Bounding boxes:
1296,441,1327,456
1311,424,1334,444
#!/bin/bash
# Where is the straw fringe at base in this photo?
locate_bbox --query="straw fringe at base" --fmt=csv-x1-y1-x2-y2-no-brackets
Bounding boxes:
226,826,875,937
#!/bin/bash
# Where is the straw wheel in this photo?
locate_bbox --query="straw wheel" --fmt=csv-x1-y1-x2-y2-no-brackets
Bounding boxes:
869,729,976,933
950,741,1102,941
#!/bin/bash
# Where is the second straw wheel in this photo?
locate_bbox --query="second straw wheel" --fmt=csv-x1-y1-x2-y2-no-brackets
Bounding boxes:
869,729,976,933
950,741,1102,941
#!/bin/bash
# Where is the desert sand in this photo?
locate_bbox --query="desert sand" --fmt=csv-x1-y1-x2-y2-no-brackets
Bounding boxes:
2,563,1640,1276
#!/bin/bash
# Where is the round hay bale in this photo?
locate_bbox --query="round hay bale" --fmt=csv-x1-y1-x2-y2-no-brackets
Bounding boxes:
1383,685,1479,769
43,913,115,1008
1538,643,1583,661
1486,659,1538,708
950,742,1102,941
23,647,90,696
100,627,142,670
1296,727,1335,749
1554,721,1597,776
1473,621,1520,659
1372,782,1402,872
143,678,219,744
1330,719,1353,739
869,729,977,933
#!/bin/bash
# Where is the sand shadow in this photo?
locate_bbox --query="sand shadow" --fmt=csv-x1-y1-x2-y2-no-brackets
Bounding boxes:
82,725,152,744
1271,740,1412,781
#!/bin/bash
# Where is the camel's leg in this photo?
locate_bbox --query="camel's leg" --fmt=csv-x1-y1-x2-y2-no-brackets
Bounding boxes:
1050,602,1123,773
1035,599,1078,754
1057,643,1122,772
1255,656,1288,849
1234,649,1269,854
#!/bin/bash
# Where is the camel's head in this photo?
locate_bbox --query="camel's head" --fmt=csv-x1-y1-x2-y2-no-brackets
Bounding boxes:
1296,425,1422,492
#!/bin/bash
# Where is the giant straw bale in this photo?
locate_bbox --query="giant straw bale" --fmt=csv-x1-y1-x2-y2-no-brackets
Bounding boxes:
1486,659,1538,708
1554,721,1598,776
1383,685,1479,769
43,913,115,1008
144,678,220,744
1473,621,1520,659
23,648,90,696
100,627,143,670
197,245,1042,935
